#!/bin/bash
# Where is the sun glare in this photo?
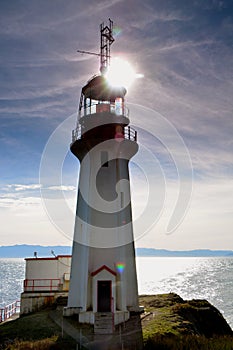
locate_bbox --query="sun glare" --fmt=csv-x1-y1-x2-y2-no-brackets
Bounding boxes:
105,57,137,89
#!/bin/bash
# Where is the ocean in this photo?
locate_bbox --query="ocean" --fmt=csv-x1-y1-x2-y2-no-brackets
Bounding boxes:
0,257,232,329
0,258,25,307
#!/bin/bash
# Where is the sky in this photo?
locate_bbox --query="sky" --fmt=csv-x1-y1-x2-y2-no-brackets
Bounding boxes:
0,0,232,250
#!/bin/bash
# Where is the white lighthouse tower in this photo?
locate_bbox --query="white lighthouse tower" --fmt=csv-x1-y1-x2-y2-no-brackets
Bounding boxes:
65,19,140,330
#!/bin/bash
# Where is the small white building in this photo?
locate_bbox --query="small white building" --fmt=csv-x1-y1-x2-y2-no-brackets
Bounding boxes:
20,255,71,315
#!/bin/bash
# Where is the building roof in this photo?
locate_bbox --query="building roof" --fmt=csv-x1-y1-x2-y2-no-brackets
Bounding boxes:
25,255,72,261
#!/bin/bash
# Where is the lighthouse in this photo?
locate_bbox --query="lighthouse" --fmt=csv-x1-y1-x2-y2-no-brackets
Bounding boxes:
64,19,140,330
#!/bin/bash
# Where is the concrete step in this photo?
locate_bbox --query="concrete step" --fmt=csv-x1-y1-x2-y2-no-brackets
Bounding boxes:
94,312,114,334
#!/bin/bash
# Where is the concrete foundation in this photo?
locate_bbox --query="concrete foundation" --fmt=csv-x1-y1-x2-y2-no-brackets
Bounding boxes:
20,291,68,315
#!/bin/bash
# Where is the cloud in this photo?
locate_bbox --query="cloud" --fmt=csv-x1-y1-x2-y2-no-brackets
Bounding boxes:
5,184,42,191
0,183,75,245
47,185,76,191
0,195,41,209
1,184,76,196
137,177,233,250
0,195,72,246
8,184,41,191
155,39,215,52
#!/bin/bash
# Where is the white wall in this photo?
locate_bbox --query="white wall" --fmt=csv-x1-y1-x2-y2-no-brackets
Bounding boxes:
25,256,71,280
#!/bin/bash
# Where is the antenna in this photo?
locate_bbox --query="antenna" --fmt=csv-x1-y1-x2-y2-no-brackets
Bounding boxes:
51,250,56,258
77,18,115,75
100,18,114,74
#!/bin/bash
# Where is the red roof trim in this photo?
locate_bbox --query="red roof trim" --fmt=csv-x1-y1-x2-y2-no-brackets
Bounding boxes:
91,264,117,277
25,255,72,261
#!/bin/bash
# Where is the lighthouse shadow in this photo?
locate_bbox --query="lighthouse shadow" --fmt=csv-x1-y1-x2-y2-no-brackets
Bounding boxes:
86,313,143,350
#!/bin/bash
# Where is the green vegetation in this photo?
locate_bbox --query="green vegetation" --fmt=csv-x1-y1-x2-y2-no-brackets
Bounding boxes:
0,310,76,350
139,293,233,349
3,337,58,350
140,294,185,340
142,307,184,339
144,334,233,350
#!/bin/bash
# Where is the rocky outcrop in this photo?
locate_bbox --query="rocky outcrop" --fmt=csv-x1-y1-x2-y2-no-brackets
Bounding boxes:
174,298,233,337
140,293,233,338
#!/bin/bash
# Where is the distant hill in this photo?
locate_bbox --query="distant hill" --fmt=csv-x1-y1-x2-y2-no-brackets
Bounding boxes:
136,248,233,257
0,245,72,258
0,245,233,258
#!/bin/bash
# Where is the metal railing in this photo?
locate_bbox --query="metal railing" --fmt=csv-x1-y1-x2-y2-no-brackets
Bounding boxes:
124,126,137,142
23,278,61,292
72,125,82,143
79,101,129,120
71,125,137,144
0,300,20,323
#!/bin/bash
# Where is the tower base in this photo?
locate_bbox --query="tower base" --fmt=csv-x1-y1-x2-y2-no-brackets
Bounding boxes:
63,307,130,328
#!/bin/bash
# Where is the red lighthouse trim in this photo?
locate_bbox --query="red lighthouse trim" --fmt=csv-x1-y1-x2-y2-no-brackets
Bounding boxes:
91,264,117,277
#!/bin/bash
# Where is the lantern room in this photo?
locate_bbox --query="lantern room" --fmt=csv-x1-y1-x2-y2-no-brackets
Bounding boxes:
80,74,127,122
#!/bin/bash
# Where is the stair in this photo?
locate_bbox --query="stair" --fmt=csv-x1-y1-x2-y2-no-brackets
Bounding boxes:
55,296,68,306
94,312,114,334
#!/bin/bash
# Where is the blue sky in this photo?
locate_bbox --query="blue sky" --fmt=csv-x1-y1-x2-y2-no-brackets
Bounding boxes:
0,0,232,249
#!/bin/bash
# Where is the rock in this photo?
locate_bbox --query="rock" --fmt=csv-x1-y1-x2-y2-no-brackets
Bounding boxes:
140,293,233,338
175,299,233,337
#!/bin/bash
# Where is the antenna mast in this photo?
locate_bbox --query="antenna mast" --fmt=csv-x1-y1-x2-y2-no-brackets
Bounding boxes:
77,19,115,74
100,18,114,74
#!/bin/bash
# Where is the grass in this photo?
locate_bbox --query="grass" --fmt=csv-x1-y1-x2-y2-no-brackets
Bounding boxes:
143,334,233,350
142,307,184,340
0,309,76,350
139,294,189,340
4,336,58,350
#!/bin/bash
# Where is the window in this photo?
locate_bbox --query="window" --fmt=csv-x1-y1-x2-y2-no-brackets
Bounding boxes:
120,192,124,208
85,98,91,115
115,97,123,115
101,151,108,167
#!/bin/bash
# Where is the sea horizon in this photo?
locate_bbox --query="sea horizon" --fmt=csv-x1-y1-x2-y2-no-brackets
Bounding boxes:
0,244,233,258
